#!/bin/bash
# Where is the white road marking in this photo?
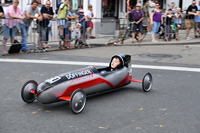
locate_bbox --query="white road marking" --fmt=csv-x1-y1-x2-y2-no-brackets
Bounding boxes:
0,59,200,72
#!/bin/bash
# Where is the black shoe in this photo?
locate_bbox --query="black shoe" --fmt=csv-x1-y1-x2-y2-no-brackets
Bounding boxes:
21,49,28,52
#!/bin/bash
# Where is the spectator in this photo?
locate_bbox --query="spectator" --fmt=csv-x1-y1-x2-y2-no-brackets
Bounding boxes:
0,5,4,17
150,3,163,43
2,0,25,55
165,9,174,41
194,0,200,38
166,2,176,15
19,0,42,52
166,2,177,39
124,3,144,43
142,1,151,33
74,23,81,48
77,10,87,46
57,0,70,41
45,20,52,48
68,21,74,47
85,4,96,39
185,0,198,40
64,11,77,49
174,8,183,40
37,0,54,50
76,5,83,16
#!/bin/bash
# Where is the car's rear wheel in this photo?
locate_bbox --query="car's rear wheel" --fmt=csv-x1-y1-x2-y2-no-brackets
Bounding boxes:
69,89,86,114
142,73,153,92
21,80,38,103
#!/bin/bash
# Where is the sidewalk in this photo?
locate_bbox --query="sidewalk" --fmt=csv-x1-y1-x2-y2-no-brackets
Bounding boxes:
86,33,200,46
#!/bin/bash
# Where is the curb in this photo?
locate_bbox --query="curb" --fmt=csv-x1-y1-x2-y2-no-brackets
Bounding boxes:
89,40,200,47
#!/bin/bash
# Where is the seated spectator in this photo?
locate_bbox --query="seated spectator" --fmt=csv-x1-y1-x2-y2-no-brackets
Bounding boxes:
174,8,183,40
2,0,25,55
165,9,174,41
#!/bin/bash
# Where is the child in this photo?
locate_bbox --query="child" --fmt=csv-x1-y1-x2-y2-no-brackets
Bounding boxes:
85,4,96,39
165,9,174,41
64,11,77,49
77,10,87,45
68,21,74,47
174,8,183,40
74,23,81,48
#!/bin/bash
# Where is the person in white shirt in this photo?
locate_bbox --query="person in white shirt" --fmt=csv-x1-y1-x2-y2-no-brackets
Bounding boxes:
85,4,96,39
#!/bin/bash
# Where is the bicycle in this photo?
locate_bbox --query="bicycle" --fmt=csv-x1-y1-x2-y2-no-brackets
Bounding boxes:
108,21,147,45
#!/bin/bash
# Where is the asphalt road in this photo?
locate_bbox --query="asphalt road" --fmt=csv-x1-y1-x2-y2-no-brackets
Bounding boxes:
0,45,200,133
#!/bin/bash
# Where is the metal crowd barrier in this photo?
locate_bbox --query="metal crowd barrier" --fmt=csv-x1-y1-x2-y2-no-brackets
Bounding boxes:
0,18,90,55
163,14,200,39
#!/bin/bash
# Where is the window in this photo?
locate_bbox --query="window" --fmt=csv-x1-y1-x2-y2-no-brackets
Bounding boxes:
5,0,12,3
102,0,118,17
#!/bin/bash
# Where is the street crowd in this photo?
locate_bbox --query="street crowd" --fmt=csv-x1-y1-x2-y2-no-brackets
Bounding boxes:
124,0,200,43
1,0,96,55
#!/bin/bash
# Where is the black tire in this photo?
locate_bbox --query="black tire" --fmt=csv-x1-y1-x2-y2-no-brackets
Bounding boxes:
69,89,86,114
21,80,38,103
135,27,147,41
142,73,153,92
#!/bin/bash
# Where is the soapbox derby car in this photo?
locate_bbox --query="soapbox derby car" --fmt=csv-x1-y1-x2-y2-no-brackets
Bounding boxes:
21,54,153,114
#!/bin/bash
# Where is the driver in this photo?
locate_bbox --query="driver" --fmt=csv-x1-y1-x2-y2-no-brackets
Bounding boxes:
110,57,121,71
101,55,123,73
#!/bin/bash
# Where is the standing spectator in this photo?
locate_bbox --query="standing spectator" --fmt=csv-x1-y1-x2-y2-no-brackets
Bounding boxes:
194,0,200,38
166,2,176,15
166,2,177,39
76,5,83,16
124,3,144,43
45,20,52,48
37,0,54,50
165,9,174,42
150,3,163,43
142,1,151,33
64,11,77,49
19,0,42,52
174,8,183,40
68,21,74,47
185,0,198,40
85,4,96,39
2,0,25,55
57,0,70,41
0,5,4,36
77,10,87,45
0,5,4,17
74,23,81,48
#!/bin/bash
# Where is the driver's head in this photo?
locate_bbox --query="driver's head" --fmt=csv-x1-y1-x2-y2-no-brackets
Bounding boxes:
111,57,121,70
